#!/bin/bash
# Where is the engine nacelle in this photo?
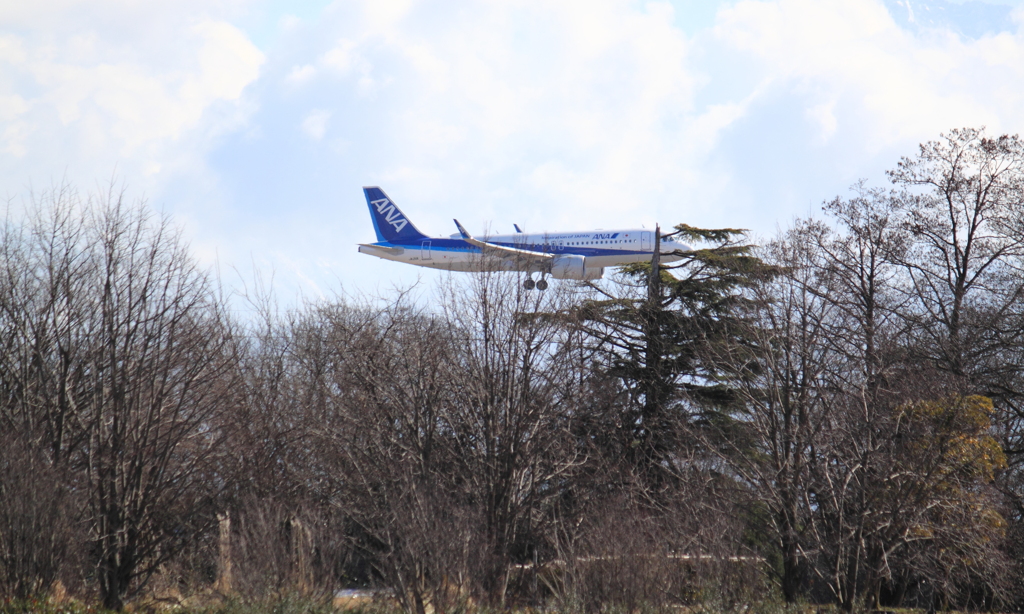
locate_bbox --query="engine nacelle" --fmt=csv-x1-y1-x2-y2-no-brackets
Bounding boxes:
550,255,604,280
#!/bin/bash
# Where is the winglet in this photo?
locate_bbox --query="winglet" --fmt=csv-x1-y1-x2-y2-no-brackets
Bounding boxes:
514,224,524,233
454,219,472,240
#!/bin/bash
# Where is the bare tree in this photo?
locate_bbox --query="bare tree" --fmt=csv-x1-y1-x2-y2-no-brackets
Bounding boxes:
712,178,1016,609
888,128,1024,383
0,436,77,599
435,271,590,606
80,190,238,609
707,222,841,602
306,296,472,614
0,183,240,609
794,187,912,610
886,128,1024,606
748,176,1015,610
294,270,592,611
0,184,96,466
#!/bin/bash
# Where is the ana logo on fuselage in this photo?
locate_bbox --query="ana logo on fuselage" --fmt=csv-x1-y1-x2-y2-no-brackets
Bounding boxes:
370,198,408,233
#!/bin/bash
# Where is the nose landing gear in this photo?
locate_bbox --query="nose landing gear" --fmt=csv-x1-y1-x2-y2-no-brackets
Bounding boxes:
524,278,536,290
536,279,548,291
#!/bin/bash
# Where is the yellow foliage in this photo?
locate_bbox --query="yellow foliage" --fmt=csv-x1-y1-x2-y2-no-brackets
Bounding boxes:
895,395,1007,484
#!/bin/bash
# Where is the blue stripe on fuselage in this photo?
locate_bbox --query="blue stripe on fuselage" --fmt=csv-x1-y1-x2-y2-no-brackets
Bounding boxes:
380,237,648,258
378,238,481,252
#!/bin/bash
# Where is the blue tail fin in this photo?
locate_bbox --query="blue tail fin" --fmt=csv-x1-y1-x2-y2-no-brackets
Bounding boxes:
363,187,429,243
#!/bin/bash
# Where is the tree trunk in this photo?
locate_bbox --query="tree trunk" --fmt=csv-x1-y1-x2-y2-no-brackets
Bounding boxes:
780,529,802,602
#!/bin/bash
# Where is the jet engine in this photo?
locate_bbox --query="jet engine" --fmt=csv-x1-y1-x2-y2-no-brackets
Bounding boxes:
550,255,604,280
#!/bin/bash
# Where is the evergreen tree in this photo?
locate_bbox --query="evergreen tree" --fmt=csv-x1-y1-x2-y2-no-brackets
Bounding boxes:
576,224,775,481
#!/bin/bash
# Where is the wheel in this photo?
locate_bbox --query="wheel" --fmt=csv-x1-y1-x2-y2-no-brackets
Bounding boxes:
536,279,548,291
524,278,536,290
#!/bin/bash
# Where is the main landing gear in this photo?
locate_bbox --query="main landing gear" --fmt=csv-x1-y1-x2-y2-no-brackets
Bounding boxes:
523,277,548,291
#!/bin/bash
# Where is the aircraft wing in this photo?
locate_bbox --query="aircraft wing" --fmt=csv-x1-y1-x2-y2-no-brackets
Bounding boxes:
454,219,553,265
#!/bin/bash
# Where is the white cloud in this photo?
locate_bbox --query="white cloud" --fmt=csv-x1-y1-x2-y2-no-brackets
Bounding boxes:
713,0,1024,145
10,0,1024,301
302,0,705,228
301,109,331,140
806,101,838,142
190,21,264,103
280,14,303,31
232,0,1024,299
0,2,264,192
320,40,358,73
286,64,317,84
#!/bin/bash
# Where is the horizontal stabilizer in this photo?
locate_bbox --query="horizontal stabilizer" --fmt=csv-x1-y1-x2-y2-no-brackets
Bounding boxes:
358,243,406,255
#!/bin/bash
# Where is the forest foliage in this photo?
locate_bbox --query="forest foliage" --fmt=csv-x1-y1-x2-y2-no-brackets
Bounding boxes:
2,128,1024,613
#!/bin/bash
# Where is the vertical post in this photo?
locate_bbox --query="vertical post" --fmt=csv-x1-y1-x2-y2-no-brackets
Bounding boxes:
289,515,312,593
215,511,232,593
532,546,539,605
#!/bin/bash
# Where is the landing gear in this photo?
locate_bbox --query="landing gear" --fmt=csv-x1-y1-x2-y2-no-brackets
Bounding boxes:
523,277,548,290
536,279,548,291
524,278,536,290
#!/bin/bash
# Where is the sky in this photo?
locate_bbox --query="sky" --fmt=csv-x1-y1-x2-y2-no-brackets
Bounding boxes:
3,0,1024,305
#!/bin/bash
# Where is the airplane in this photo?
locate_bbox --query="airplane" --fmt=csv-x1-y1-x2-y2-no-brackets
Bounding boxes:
357,187,690,290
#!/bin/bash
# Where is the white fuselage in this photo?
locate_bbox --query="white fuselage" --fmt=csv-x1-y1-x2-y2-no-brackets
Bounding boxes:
358,186,687,282
358,228,686,278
